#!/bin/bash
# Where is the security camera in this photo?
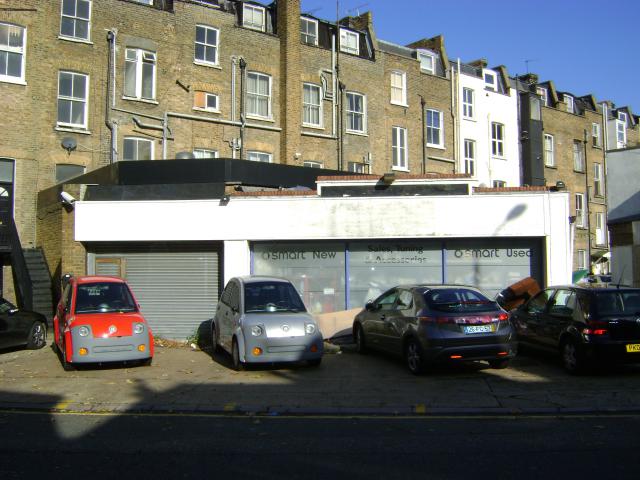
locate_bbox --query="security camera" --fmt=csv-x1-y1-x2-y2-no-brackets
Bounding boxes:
60,191,76,205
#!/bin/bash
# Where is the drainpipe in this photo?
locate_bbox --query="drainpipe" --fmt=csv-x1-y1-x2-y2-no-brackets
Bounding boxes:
331,34,337,138
162,112,168,159
239,57,247,160
583,129,592,272
455,59,462,172
106,29,118,163
338,81,345,171
420,95,426,174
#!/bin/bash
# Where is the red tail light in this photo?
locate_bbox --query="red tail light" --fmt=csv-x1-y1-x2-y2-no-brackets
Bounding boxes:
497,313,509,322
584,321,608,336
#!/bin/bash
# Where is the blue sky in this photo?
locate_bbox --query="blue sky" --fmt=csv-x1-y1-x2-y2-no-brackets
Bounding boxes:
301,0,640,112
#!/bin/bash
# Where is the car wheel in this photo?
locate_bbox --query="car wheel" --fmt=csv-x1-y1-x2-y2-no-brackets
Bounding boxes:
231,338,244,371
140,358,152,367
307,358,322,367
354,324,367,354
26,321,47,350
561,339,585,375
488,358,510,369
211,321,221,353
61,340,74,372
404,338,425,375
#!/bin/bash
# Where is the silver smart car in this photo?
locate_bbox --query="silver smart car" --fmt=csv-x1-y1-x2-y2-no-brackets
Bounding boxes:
211,276,323,370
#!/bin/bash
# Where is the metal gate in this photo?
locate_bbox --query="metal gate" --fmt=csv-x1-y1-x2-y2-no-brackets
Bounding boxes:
90,243,220,340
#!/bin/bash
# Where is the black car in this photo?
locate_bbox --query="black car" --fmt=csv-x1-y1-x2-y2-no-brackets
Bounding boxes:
510,285,640,373
352,285,517,374
0,297,47,351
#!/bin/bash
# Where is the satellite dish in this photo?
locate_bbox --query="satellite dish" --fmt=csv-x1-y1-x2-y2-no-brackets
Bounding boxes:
61,137,77,153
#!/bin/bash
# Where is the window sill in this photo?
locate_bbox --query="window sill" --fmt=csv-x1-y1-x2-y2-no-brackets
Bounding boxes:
462,116,475,122
419,69,436,76
58,35,93,45
242,24,266,33
246,114,274,123
492,156,507,161
55,126,91,135
545,164,557,169
302,123,324,130
346,130,368,137
0,77,27,86
390,101,409,108
573,170,586,174
391,166,410,172
122,96,159,105
427,144,445,150
193,107,221,114
194,60,222,70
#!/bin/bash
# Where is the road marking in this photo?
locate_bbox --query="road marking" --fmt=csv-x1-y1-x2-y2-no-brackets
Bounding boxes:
414,404,427,414
223,403,237,412
53,401,72,411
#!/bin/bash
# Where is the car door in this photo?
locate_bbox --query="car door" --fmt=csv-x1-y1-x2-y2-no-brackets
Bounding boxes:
56,283,73,346
511,289,555,350
217,281,238,352
0,298,18,348
360,288,399,350
542,289,576,349
379,288,415,354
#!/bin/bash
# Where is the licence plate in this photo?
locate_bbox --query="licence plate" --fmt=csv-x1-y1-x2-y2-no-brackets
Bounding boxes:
626,344,640,353
463,325,494,334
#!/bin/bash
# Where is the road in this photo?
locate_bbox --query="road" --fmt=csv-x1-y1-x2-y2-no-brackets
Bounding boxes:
2,410,639,479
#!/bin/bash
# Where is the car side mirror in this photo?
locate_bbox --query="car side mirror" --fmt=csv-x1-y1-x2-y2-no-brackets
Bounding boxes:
365,301,376,311
8,308,19,315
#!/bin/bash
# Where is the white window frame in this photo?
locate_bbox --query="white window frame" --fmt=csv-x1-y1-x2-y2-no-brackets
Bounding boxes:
575,193,585,228
300,17,318,45
390,70,407,106
594,162,604,197
544,133,555,167
302,83,322,127
392,126,408,171
464,139,475,176
484,70,498,92
247,151,272,163
462,88,474,119
194,25,219,67
426,109,444,148
573,140,584,172
595,212,606,246
246,71,272,119
346,91,366,134
536,87,548,106
577,249,587,270
57,70,89,129
418,50,435,74
616,120,627,147
243,4,265,32
339,28,359,55
493,180,506,188
618,111,627,124
304,160,323,168
591,123,601,147
491,122,505,157
0,22,26,84
123,137,153,161
193,148,218,159
565,94,574,113
60,0,91,42
124,48,156,101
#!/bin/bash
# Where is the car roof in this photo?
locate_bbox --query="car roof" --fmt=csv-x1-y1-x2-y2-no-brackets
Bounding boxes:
74,276,127,285
547,284,639,292
400,284,482,291
235,275,294,285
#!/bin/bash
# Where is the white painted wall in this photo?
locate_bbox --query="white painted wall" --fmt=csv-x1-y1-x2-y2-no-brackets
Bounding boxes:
75,191,572,287
457,69,520,187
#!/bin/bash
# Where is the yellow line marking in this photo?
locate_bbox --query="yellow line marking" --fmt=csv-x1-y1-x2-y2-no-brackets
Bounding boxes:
53,401,72,410
414,404,427,414
223,403,237,412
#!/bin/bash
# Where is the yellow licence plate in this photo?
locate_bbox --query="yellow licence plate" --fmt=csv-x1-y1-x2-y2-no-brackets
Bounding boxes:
626,344,640,353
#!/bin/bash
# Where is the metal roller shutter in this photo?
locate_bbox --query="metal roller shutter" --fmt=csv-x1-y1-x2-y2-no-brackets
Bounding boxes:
93,244,220,340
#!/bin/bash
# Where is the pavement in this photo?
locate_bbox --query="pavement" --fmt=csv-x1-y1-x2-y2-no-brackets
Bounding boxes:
2,341,640,416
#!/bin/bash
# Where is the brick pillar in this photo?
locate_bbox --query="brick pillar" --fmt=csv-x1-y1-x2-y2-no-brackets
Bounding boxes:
60,185,87,277
277,0,302,165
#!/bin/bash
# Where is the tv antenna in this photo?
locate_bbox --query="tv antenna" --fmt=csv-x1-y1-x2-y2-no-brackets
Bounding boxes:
524,59,538,73
346,3,369,16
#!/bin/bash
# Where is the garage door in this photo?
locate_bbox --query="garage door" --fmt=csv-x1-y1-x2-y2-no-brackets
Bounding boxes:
90,243,220,340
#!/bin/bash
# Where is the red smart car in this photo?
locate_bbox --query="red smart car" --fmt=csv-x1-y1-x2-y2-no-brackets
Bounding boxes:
53,275,154,370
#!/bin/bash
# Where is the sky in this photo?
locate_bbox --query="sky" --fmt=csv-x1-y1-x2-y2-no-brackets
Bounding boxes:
301,0,640,111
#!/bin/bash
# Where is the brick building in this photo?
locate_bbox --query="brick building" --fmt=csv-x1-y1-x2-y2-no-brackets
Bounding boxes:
0,0,636,314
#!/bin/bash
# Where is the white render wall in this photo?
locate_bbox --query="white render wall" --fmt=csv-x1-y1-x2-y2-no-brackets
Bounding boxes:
75,192,572,287
457,69,521,187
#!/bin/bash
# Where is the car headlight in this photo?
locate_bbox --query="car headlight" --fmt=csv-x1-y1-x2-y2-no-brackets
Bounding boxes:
133,323,145,334
251,325,264,337
78,326,89,337
305,323,316,335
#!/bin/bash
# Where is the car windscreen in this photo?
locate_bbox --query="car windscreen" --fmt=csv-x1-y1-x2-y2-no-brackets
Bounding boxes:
244,282,306,313
75,282,137,314
594,290,640,316
423,288,498,313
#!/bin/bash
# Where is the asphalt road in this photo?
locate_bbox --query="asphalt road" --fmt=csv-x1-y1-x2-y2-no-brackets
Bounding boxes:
2,411,640,479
